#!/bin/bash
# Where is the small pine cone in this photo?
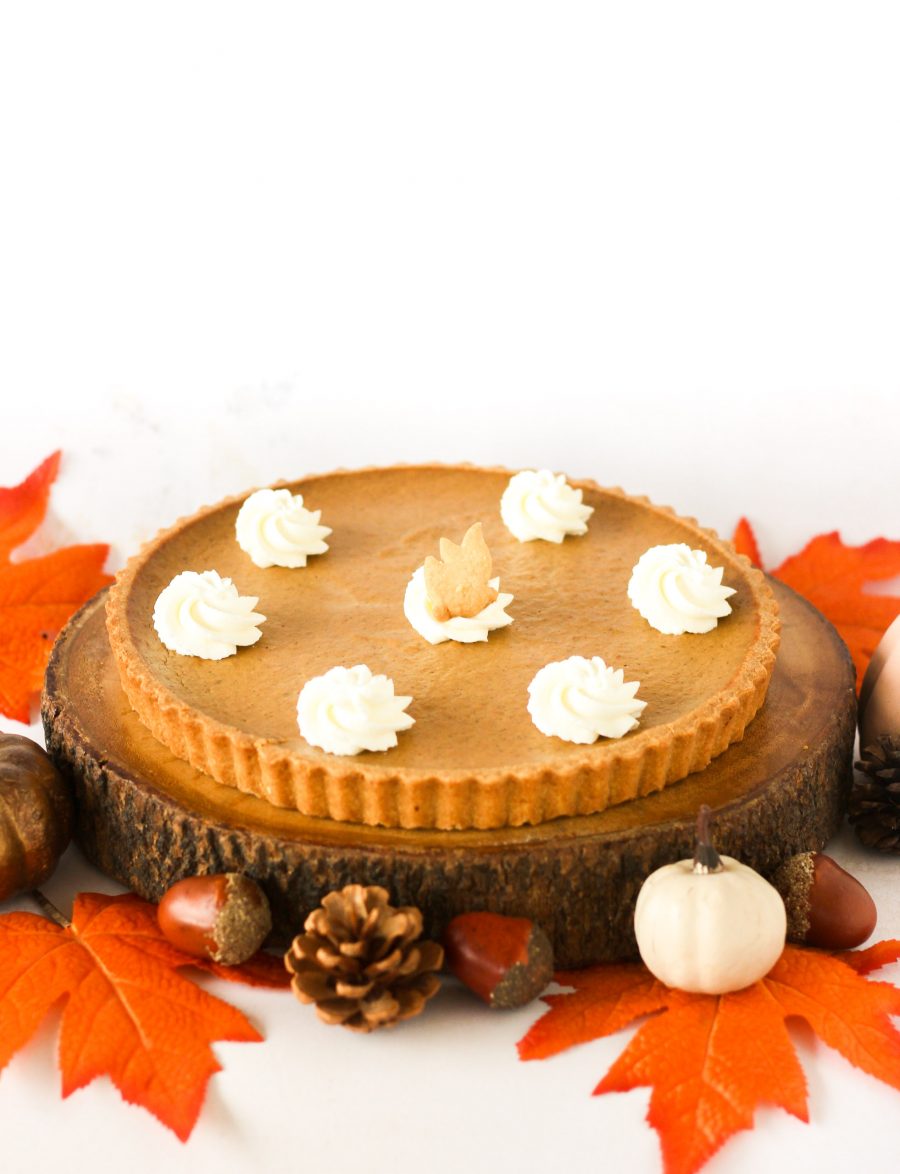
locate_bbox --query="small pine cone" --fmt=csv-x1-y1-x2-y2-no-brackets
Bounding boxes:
850,735,900,853
285,884,443,1032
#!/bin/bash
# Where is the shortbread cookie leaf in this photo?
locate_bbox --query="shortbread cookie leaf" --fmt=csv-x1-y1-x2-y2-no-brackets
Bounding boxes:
424,522,498,622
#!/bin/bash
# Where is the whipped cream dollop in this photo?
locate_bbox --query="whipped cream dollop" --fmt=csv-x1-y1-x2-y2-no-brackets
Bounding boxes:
527,655,646,743
627,543,735,635
296,664,414,756
153,570,266,659
404,567,514,644
500,469,594,543
235,488,331,569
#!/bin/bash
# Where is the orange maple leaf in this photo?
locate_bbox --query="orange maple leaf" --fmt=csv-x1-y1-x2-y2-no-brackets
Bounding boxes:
730,516,761,568
518,942,900,1174
732,518,900,690
0,450,60,560
0,452,112,721
0,892,290,1141
515,963,669,1060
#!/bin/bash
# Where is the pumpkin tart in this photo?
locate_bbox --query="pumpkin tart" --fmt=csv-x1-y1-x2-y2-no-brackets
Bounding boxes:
105,465,780,830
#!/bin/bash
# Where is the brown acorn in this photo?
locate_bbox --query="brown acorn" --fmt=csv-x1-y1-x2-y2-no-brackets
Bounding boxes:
443,912,554,1009
158,873,272,965
771,852,877,949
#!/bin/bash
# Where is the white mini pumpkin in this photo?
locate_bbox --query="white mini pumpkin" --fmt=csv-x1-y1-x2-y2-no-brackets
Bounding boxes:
634,807,787,995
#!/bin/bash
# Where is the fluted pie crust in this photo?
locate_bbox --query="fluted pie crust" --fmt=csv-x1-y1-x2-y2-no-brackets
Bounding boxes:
106,465,780,830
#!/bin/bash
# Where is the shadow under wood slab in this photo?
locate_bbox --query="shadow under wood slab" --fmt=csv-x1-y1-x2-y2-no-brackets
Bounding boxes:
42,584,855,967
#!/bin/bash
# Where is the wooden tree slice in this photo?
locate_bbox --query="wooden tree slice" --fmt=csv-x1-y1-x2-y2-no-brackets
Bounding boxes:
42,583,855,967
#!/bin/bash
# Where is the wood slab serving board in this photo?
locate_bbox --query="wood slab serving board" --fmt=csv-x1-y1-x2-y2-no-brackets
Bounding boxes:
42,583,855,967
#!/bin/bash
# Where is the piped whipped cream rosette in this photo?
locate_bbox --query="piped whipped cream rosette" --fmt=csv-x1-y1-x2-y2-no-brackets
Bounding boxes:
527,655,646,743
628,543,736,635
296,665,414,756
235,487,331,569
153,570,266,659
500,469,594,543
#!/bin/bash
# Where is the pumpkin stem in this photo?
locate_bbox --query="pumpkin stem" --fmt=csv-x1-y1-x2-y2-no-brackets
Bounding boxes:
30,888,71,929
693,805,723,874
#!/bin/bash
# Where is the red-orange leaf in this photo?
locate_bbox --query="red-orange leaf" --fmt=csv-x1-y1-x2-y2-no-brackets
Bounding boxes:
519,942,900,1174
517,963,668,1060
0,892,289,1141
773,533,900,687
731,516,761,567
764,946,900,1093
0,451,61,560
838,938,900,976
0,545,113,721
0,453,112,721
597,983,808,1174
730,520,900,690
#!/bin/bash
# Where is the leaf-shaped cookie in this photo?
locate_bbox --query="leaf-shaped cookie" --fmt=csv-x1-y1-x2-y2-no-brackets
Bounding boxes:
424,522,498,622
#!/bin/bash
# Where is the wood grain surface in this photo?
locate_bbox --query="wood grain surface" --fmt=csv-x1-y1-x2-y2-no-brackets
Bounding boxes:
42,583,856,966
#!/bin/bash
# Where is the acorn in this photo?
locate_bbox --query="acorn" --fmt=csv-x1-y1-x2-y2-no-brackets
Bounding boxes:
771,853,877,949
443,912,554,1009
157,873,272,965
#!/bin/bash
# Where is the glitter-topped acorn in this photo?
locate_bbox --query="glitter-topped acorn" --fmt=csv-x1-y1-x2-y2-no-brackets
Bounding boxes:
771,852,876,949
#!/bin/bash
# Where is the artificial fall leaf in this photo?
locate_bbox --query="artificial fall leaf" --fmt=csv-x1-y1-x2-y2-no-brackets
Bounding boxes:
732,518,900,690
518,962,669,1060
0,451,60,560
0,452,112,722
424,521,498,621
518,942,900,1174
839,938,900,975
731,516,761,568
0,892,289,1141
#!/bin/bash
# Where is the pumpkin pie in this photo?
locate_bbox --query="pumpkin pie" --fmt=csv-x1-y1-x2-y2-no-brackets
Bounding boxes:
105,464,780,830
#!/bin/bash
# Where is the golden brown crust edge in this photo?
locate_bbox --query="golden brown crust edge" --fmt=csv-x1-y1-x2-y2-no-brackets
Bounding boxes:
105,464,781,831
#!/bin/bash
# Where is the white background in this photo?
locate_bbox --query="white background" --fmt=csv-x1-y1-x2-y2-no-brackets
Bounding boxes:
2,3,900,1173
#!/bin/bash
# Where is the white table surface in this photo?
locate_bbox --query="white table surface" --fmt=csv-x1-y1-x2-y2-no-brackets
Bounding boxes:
3,5,900,1172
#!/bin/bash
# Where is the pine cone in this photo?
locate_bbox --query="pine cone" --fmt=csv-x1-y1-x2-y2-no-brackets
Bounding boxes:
850,735,900,853
285,885,443,1032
